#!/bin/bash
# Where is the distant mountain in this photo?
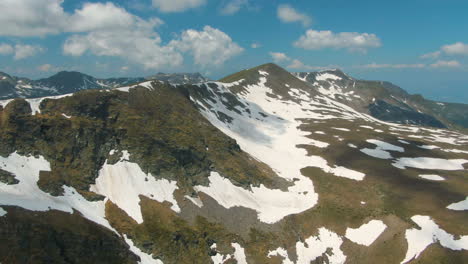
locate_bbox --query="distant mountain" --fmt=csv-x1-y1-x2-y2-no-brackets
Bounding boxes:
294,69,468,129
147,72,209,85
0,71,208,100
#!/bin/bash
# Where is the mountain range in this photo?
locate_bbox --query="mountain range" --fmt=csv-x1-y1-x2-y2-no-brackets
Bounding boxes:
0,63,467,263
0,71,208,100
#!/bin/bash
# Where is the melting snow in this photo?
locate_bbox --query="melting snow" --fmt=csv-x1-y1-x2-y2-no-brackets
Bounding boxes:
332,127,350,132
231,243,248,264
393,157,468,170
401,215,468,264
316,73,342,81
0,152,114,231
184,195,204,208
270,228,346,264
124,235,163,264
418,174,445,181
447,197,468,211
90,151,180,224
268,247,293,264
116,81,154,92
194,172,316,224
360,139,404,159
345,220,387,246
192,74,367,222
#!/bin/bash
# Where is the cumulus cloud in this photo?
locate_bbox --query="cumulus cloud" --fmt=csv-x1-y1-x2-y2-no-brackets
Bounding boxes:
0,0,66,37
294,30,381,53
0,43,43,60
169,26,244,67
64,31,183,70
429,60,461,68
14,44,44,60
0,0,241,70
421,42,468,59
441,42,468,56
0,43,14,55
152,0,206,13
220,0,248,15
277,5,311,27
269,52,291,63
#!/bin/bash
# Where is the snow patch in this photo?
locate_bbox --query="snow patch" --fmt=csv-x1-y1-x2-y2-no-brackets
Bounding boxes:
124,235,163,264
360,139,404,159
0,207,6,217
345,220,387,246
316,73,342,81
90,151,180,224
393,158,468,170
447,197,468,211
194,172,316,224
231,243,248,264
184,195,204,208
0,152,114,231
401,215,468,264
270,228,346,264
418,174,445,181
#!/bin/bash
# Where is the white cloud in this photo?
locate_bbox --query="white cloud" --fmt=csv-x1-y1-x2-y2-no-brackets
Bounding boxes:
361,63,426,69
287,59,330,71
169,26,243,67
0,0,66,37
420,51,441,59
64,30,183,70
251,43,261,49
277,4,311,27
269,52,291,63
0,43,14,55
62,2,181,70
269,51,332,71
220,0,248,15
430,60,461,68
441,42,468,56
37,64,57,72
152,0,206,13
0,1,241,70
294,30,381,53
0,43,43,60
421,42,468,59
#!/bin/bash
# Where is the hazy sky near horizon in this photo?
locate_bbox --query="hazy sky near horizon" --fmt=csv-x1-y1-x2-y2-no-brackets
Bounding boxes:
0,0,467,103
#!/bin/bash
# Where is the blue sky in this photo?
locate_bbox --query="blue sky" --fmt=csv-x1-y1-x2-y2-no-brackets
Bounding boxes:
0,0,467,103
